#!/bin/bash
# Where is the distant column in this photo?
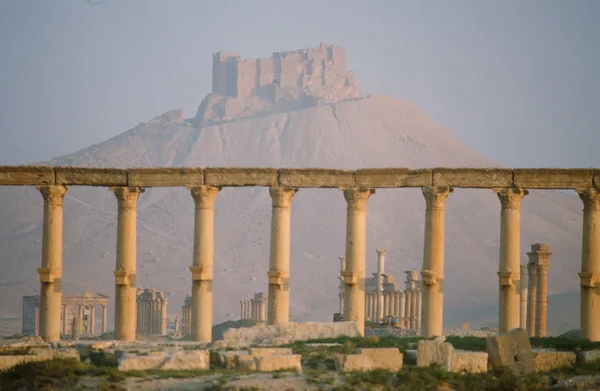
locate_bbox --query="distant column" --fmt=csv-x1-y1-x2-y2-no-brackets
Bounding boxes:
90,305,96,334
530,244,551,337
577,188,600,341
259,296,266,321
526,260,538,337
410,288,418,329
376,249,385,322
399,291,406,327
495,187,528,333
62,304,68,335
239,301,244,320
78,304,84,334
338,256,346,315
383,292,389,317
111,187,144,341
267,187,297,325
404,290,412,329
189,186,220,342
416,288,422,332
520,264,529,330
101,304,107,334
161,299,167,336
342,188,374,336
420,186,452,337
36,185,68,342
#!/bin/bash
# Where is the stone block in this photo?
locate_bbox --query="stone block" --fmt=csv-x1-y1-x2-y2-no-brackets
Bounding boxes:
117,353,166,371
216,350,248,369
55,167,127,186
532,350,576,371
577,349,600,363
417,339,455,371
452,351,488,373
355,168,431,188
513,168,593,189
0,348,79,371
486,328,535,374
236,354,257,371
205,167,277,187
335,354,373,371
359,348,403,371
161,350,209,370
433,168,513,188
249,347,293,356
128,168,203,187
0,166,54,186
255,354,302,373
278,168,355,188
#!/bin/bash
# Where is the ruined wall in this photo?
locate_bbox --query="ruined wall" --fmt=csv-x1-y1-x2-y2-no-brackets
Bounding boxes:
236,59,257,99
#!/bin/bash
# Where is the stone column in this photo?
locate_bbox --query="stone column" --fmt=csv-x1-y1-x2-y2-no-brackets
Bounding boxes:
420,186,452,337
578,188,600,341
411,288,418,329
189,186,220,342
62,304,68,335
399,291,406,328
338,293,344,315
338,256,346,316
36,185,67,342
90,305,96,334
161,299,167,336
495,187,528,333
520,264,529,330
111,186,144,341
526,260,538,337
267,187,297,325
259,296,266,321
535,255,550,338
364,294,369,320
416,287,422,332
240,301,244,320
404,290,412,328
343,188,374,336
376,249,385,322
78,304,84,334
101,304,107,334
383,292,389,317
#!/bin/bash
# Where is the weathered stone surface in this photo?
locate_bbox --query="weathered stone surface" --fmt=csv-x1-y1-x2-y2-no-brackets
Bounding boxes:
249,347,293,356
594,169,600,188
55,167,126,186
118,353,166,371
205,167,277,187
335,354,373,371
161,350,209,370
533,350,576,371
0,165,54,186
219,373,311,391
355,168,431,188
417,339,455,371
255,355,302,373
219,321,360,346
128,168,203,187
486,328,535,374
452,351,488,373
236,354,257,371
279,169,355,188
215,350,248,369
0,349,79,371
433,168,512,188
513,168,593,189
359,348,403,371
577,349,600,363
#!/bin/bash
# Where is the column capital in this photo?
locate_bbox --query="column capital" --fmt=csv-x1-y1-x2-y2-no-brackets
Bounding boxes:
269,186,297,208
343,188,375,210
536,262,550,276
376,249,386,256
422,186,453,210
110,187,144,209
494,187,528,210
36,185,68,206
189,186,221,209
577,188,600,211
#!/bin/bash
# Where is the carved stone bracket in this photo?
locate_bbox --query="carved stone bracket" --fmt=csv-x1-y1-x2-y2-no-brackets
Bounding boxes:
37,267,59,283
342,271,359,285
420,270,438,286
114,270,136,287
579,272,599,288
267,271,289,286
498,271,517,287
189,265,214,281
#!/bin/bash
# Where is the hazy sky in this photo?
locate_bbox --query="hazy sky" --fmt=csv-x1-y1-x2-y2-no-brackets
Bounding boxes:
0,1,598,167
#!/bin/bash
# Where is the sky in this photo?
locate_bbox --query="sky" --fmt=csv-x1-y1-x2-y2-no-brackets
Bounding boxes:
0,0,598,168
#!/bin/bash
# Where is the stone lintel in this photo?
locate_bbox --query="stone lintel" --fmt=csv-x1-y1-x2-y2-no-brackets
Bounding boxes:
113,270,135,286
341,271,359,285
0,166,54,186
205,167,277,187
279,168,355,188
433,168,512,188
267,271,288,285
514,168,593,189
498,271,517,287
355,168,431,188
579,272,599,288
128,168,203,187
55,167,127,186
189,265,213,281
37,267,59,283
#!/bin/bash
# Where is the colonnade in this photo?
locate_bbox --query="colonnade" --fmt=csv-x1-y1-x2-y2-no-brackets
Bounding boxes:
17,167,599,343
239,293,266,321
524,243,551,337
136,288,168,336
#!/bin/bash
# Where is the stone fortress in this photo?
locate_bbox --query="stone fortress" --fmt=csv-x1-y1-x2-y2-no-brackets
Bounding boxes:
194,43,362,125
3,166,598,346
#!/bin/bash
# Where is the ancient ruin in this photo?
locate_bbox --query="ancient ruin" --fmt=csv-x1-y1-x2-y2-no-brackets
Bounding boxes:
181,294,192,337
239,293,266,322
525,243,552,337
22,291,108,337
136,288,168,336
2,166,599,343
194,43,362,125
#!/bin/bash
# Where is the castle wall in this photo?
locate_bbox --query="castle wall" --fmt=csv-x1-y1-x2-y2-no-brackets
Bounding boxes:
212,52,238,97
236,59,257,99
257,58,274,92
278,51,305,88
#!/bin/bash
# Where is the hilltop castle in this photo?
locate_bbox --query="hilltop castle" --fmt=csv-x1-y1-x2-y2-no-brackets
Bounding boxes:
194,43,362,125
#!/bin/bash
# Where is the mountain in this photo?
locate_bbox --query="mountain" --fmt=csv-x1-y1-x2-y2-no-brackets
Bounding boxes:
0,94,584,335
